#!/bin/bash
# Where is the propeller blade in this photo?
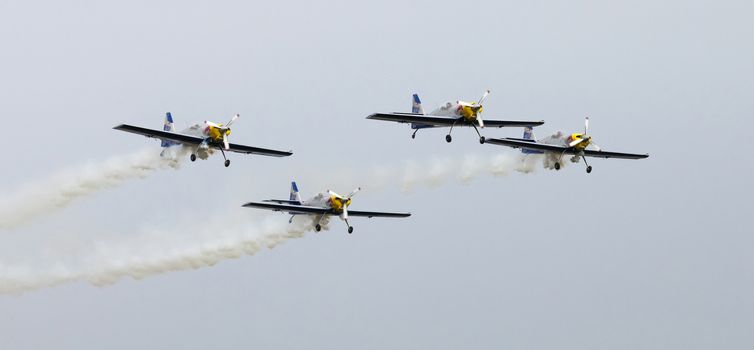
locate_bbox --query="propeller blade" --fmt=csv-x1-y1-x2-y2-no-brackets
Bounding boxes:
569,138,585,147
478,90,490,105
584,117,589,135
591,141,602,151
226,114,240,127
328,190,343,198
347,187,361,199
223,134,229,150
341,206,349,220
206,121,221,128
477,113,485,128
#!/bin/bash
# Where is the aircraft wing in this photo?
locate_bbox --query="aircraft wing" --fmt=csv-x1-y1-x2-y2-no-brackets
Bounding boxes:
347,210,411,218
242,201,331,214
485,138,569,152
225,143,292,157
114,124,205,145
486,138,649,159
367,113,544,128
582,149,649,159
114,124,292,157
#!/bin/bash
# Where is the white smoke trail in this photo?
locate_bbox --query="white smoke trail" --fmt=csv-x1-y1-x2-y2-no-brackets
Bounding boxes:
0,148,184,230
0,152,544,294
355,153,543,194
0,214,323,295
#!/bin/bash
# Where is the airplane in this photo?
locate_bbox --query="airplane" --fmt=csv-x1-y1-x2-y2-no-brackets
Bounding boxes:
114,112,292,167
366,91,545,144
242,181,411,234
484,117,649,173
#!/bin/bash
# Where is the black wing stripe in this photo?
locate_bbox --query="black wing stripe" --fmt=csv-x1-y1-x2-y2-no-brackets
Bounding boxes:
242,202,331,214
347,210,411,218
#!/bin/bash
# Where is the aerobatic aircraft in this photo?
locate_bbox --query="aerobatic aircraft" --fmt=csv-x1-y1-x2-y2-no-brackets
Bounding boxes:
485,117,649,173
242,182,411,234
366,91,544,143
114,112,292,167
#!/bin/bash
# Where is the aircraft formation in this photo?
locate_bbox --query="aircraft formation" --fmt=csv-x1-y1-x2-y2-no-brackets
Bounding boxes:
114,90,649,233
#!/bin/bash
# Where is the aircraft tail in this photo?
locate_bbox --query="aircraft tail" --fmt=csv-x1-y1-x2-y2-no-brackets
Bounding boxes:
411,94,424,114
521,126,543,154
411,93,433,130
161,112,178,147
289,181,302,204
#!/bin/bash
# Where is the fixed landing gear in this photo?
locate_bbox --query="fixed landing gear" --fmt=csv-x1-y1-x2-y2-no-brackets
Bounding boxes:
348,226,354,234
315,224,322,232
446,119,460,143
471,124,485,144
219,148,230,167
554,162,561,170
411,129,419,139
582,155,592,174
190,154,196,162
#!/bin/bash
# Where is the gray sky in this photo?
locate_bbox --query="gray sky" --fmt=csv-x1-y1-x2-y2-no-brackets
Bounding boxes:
1,0,753,349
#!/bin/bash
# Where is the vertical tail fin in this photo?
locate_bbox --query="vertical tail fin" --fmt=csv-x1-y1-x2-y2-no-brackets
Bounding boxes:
161,112,177,147
410,93,432,130
290,181,302,204
411,94,424,114
521,126,543,154
523,126,535,140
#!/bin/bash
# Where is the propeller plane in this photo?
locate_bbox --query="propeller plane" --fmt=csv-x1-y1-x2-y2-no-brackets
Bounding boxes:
485,117,649,173
114,112,292,167
367,91,544,143
242,182,411,234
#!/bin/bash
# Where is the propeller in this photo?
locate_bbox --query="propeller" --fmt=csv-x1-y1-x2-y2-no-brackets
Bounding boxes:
206,114,240,150
568,117,595,148
476,90,490,128
329,188,361,219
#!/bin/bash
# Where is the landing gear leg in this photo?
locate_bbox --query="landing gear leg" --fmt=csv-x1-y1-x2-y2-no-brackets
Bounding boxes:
219,148,230,167
583,156,592,174
446,119,460,143
555,150,567,171
344,219,353,234
411,129,419,139
315,215,324,232
471,123,485,144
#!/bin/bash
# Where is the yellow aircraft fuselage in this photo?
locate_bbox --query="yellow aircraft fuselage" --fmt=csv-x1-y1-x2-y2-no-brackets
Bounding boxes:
458,104,483,122
204,124,231,142
328,195,351,213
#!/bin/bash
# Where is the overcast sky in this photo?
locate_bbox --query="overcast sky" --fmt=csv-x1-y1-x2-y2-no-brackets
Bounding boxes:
0,0,753,349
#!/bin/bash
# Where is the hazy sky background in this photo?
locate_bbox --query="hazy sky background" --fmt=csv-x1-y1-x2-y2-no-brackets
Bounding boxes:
1,0,753,348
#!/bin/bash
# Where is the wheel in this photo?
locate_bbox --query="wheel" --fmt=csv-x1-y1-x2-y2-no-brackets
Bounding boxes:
479,136,485,144
586,165,592,173
348,226,354,234
190,154,196,162
554,162,561,170
315,224,321,232
445,134,452,143
224,159,230,167
411,134,416,139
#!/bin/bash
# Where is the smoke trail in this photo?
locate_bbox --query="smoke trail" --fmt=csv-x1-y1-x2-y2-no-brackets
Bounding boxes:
352,153,543,194
0,214,324,295
0,148,184,230
0,152,543,294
